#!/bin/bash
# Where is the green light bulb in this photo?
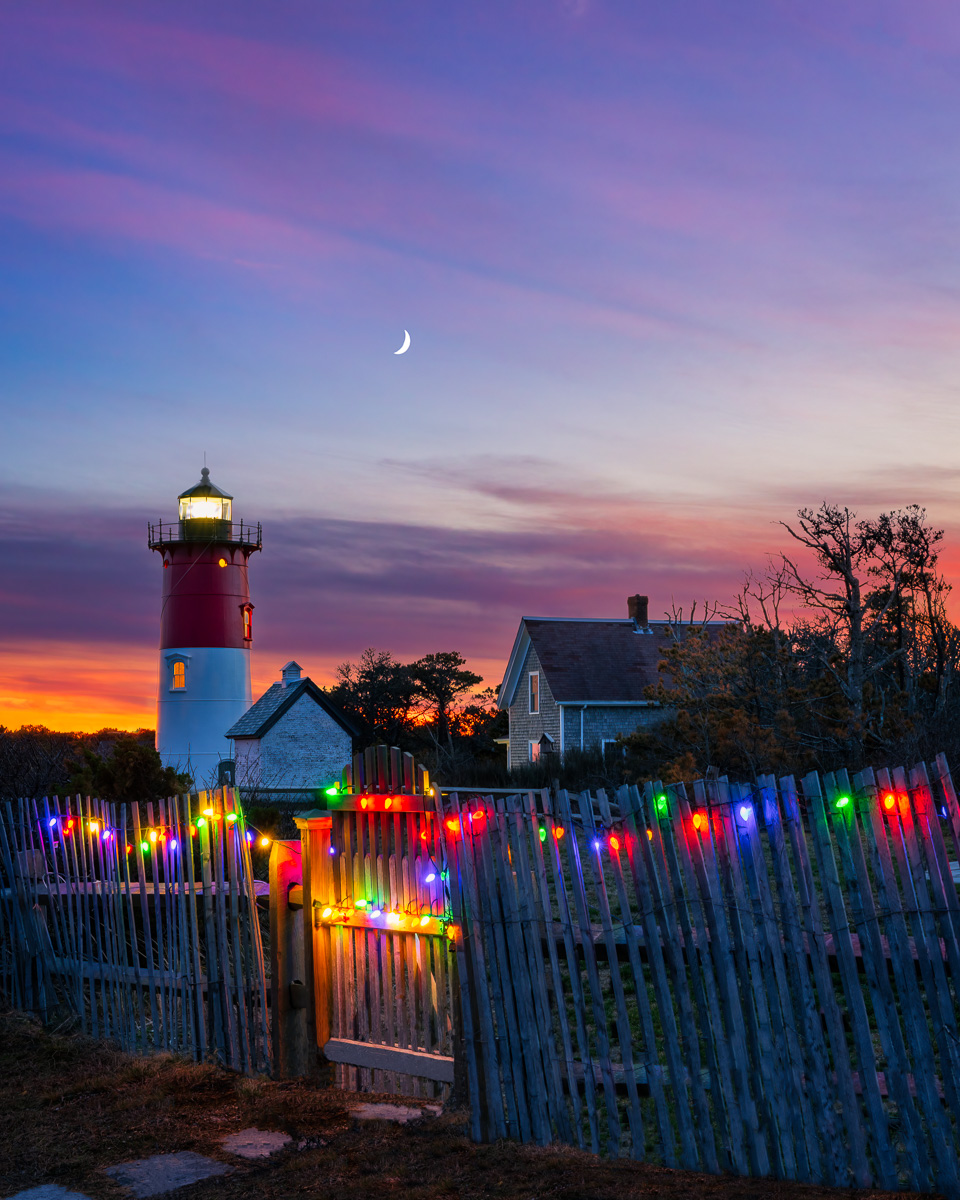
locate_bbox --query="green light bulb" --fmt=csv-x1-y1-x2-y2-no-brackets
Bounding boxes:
657,795,668,813
539,826,547,842
140,841,149,852
835,796,850,810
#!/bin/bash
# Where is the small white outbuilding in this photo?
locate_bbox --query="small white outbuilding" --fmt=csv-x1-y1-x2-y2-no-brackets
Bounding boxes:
226,661,357,797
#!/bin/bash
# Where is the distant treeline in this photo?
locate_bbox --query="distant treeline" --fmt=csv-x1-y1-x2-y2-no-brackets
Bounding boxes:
0,726,170,801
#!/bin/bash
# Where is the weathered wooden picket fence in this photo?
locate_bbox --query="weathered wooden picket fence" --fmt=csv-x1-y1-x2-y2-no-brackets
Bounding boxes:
270,746,459,1098
0,789,270,1072
444,755,960,1196
7,752,960,1196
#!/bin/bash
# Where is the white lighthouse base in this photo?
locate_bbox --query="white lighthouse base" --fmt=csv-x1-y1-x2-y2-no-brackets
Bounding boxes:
157,646,252,788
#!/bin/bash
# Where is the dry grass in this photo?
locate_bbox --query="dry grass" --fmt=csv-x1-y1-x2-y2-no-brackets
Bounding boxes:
0,1011,929,1200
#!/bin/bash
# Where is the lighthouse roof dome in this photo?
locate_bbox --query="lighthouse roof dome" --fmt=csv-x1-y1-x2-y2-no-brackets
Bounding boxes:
179,466,233,501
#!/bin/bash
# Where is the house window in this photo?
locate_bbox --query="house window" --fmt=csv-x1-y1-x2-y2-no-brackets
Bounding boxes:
172,661,186,690
242,606,253,641
529,672,539,714
602,738,624,761
529,740,540,763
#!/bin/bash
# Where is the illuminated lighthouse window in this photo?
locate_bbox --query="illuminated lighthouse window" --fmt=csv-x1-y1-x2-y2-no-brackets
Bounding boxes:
179,495,232,522
242,606,253,641
172,662,186,690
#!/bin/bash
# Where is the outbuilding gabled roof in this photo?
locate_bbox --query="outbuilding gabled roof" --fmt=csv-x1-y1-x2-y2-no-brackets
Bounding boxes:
498,617,712,710
226,678,358,740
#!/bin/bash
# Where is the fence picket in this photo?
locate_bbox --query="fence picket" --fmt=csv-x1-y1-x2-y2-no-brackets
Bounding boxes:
523,789,586,1150
578,789,646,1157
554,788,622,1155
618,786,703,1170
755,776,837,1185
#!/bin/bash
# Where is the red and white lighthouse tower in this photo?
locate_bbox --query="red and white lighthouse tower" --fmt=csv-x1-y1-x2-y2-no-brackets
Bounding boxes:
148,468,262,784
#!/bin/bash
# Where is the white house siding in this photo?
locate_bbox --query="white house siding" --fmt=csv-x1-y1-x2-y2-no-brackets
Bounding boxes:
234,738,261,788
507,645,562,769
257,693,352,789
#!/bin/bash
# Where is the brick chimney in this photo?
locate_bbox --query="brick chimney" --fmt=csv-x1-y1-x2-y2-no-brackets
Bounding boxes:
280,660,302,688
627,595,649,628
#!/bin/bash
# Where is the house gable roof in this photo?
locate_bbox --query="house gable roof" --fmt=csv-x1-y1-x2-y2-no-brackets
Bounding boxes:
226,678,359,740
498,617,713,709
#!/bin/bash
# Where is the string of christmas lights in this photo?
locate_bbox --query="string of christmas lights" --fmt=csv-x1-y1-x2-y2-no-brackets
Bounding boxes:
36,806,276,854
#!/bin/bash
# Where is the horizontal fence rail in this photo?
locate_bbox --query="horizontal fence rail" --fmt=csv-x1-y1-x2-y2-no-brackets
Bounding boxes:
0,789,270,1073
443,755,960,1197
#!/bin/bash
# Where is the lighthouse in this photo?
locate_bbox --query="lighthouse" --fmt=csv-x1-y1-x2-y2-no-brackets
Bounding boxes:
148,468,262,784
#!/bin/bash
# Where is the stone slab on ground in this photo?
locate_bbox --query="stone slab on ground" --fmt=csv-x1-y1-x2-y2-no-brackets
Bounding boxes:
104,1152,229,1197
4,1188,93,1200
351,1102,442,1123
222,1128,292,1159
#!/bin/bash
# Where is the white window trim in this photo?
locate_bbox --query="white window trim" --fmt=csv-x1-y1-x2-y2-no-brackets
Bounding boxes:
528,671,540,714
164,652,191,694
601,738,625,759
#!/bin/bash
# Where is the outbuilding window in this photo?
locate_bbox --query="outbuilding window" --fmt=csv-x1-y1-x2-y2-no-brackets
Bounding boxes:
529,672,539,714
529,740,540,763
172,661,186,690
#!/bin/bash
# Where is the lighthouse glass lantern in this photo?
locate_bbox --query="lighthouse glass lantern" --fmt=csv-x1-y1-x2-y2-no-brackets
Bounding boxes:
177,467,233,539
148,468,262,786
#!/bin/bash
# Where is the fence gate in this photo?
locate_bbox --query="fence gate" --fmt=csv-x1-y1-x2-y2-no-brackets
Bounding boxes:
271,748,460,1098
0,789,270,1073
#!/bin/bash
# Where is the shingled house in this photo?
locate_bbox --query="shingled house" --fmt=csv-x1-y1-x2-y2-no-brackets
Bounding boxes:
226,661,358,799
497,596,694,770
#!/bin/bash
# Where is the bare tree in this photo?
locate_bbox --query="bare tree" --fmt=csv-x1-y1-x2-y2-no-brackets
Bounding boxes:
779,503,945,739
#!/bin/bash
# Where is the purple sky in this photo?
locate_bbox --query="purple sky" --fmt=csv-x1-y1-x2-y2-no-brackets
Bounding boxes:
3,1,960,728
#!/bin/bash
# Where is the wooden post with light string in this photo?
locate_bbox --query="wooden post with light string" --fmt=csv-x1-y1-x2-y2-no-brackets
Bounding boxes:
269,746,458,1092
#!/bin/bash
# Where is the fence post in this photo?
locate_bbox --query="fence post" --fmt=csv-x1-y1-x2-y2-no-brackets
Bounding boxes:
293,814,334,1069
269,839,309,1077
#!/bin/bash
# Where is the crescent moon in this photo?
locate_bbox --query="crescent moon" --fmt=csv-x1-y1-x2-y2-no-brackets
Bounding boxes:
394,330,411,355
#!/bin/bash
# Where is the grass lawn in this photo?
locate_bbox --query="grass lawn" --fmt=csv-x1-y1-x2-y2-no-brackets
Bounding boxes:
0,1011,928,1200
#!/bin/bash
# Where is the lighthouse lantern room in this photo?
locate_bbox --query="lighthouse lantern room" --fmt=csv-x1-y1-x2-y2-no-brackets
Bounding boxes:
148,468,262,784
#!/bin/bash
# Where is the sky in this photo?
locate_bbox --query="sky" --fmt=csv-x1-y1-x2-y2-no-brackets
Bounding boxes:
4,1,960,730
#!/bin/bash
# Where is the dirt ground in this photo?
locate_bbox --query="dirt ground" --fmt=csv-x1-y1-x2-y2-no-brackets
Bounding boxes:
0,1012,930,1200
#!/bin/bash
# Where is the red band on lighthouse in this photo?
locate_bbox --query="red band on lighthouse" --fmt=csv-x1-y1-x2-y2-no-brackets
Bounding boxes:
159,545,254,649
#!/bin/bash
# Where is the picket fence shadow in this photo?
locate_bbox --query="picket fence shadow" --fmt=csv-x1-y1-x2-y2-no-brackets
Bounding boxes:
0,789,270,1073
444,755,960,1196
